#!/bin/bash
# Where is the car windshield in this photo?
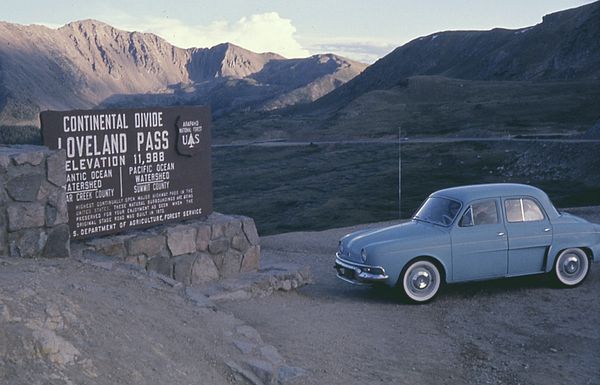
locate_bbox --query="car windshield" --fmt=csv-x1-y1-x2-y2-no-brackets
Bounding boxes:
413,197,462,226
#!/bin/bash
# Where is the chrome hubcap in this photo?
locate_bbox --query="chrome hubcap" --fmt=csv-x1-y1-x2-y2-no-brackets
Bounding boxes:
556,248,589,286
411,270,431,290
562,256,579,275
403,261,440,302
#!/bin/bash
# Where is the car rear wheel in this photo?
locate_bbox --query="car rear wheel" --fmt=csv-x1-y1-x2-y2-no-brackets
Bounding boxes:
554,248,590,287
401,260,441,303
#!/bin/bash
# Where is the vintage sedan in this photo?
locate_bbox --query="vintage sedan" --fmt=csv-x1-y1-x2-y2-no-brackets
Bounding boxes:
334,183,600,302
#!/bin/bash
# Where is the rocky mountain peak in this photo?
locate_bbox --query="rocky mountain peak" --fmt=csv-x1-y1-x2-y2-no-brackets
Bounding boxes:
60,19,116,32
59,19,188,72
185,42,284,81
214,42,284,78
0,20,365,128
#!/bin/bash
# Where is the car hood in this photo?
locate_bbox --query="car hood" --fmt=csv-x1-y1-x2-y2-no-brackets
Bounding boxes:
339,220,447,262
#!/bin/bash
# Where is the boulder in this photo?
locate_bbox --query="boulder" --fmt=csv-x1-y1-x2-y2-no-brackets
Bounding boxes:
146,256,172,277
194,224,211,252
43,224,70,258
191,254,219,284
7,203,46,231
9,228,47,258
167,226,197,256
241,245,260,272
242,218,260,246
46,151,66,187
173,254,197,285
6,174,43,202
126,234,167,257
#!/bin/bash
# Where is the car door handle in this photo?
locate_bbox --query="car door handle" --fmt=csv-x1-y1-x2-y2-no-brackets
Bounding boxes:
497,232,505,236
544,228,551,232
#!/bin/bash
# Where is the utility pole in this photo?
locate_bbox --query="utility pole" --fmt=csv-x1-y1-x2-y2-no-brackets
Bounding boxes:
398,125,402,219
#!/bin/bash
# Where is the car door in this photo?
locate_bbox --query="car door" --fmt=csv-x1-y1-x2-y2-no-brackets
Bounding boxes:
451,198,508,281
503,197,553,276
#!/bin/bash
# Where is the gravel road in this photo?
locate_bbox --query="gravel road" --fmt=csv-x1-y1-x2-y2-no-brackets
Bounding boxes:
221,209,600,385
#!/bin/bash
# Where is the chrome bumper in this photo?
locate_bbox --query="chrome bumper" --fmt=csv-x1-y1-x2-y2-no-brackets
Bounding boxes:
334,254,389,285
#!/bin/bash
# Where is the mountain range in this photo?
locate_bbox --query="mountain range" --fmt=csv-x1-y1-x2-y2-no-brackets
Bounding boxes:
0,19,366,130
220,1,600,141
1,1,599,143
316,0,600,110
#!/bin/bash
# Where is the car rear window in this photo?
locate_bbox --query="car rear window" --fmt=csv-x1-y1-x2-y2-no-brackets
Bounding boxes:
504,198,544,222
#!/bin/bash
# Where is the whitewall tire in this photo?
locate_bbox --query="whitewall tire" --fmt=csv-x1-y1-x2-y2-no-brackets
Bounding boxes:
554,248,590,287
401,260,441,303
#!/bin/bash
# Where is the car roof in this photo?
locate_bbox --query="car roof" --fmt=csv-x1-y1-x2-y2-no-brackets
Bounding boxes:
431,183,552,205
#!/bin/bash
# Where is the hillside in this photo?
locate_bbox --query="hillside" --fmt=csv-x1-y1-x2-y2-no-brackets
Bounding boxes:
102,51,365,118
317,1,600,112
0,19,366,135
218,1,600,141
216,75,600,141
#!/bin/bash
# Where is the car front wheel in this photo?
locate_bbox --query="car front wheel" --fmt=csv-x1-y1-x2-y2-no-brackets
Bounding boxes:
554,248,590,287
401,259,441,303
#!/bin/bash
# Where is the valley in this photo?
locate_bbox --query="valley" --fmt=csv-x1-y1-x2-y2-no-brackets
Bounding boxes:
214,76,600,142
1,2,599,236
212,138,600,235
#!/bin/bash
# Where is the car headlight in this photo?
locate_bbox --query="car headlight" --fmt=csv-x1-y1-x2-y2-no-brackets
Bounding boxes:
338,241,344,254
361,248,367,263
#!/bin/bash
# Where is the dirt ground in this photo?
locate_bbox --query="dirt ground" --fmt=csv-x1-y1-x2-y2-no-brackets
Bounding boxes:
0,258,246,385
221,209,600,385
1,208,599,385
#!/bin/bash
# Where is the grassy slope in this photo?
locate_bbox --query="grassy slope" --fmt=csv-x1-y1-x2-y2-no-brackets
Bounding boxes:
209,74,600,235
5,76,599,145
2,76,598,235
213,141,600,235
326,77,600,138
213,143,398,234
214,76,600,142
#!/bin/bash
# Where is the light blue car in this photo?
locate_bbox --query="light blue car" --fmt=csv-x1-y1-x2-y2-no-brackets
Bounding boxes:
335,183,600,303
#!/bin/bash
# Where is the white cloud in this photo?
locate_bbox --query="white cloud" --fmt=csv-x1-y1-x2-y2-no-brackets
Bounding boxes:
35,11,396,63
301,36,400,64
112,12,310,59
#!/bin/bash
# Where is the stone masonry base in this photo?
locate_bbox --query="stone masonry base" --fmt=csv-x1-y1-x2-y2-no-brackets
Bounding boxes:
0,146,262,286
72,213,261,285
0,146,69,259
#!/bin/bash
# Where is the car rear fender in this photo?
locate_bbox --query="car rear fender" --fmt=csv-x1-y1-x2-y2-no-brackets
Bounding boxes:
546,243,598,273
545,223,600,271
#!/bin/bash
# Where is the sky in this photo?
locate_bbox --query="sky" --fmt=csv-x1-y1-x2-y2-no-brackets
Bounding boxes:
1,0,596,63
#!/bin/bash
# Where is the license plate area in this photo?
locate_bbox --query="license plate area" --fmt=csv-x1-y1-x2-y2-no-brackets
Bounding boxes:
338,266,357,279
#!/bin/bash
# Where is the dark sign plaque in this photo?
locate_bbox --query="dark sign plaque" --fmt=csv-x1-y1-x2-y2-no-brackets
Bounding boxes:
41,106,213,239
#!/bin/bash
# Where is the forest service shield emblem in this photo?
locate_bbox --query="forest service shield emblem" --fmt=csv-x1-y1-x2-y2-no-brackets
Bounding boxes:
175,115,204,156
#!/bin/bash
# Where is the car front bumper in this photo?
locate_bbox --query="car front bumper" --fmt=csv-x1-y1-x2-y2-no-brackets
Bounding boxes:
334,254,389,285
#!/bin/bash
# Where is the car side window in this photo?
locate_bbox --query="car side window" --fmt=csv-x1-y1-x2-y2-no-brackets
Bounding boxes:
505,199,522,222
459,200,498,227
504,198,545,222
523,199,544,221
